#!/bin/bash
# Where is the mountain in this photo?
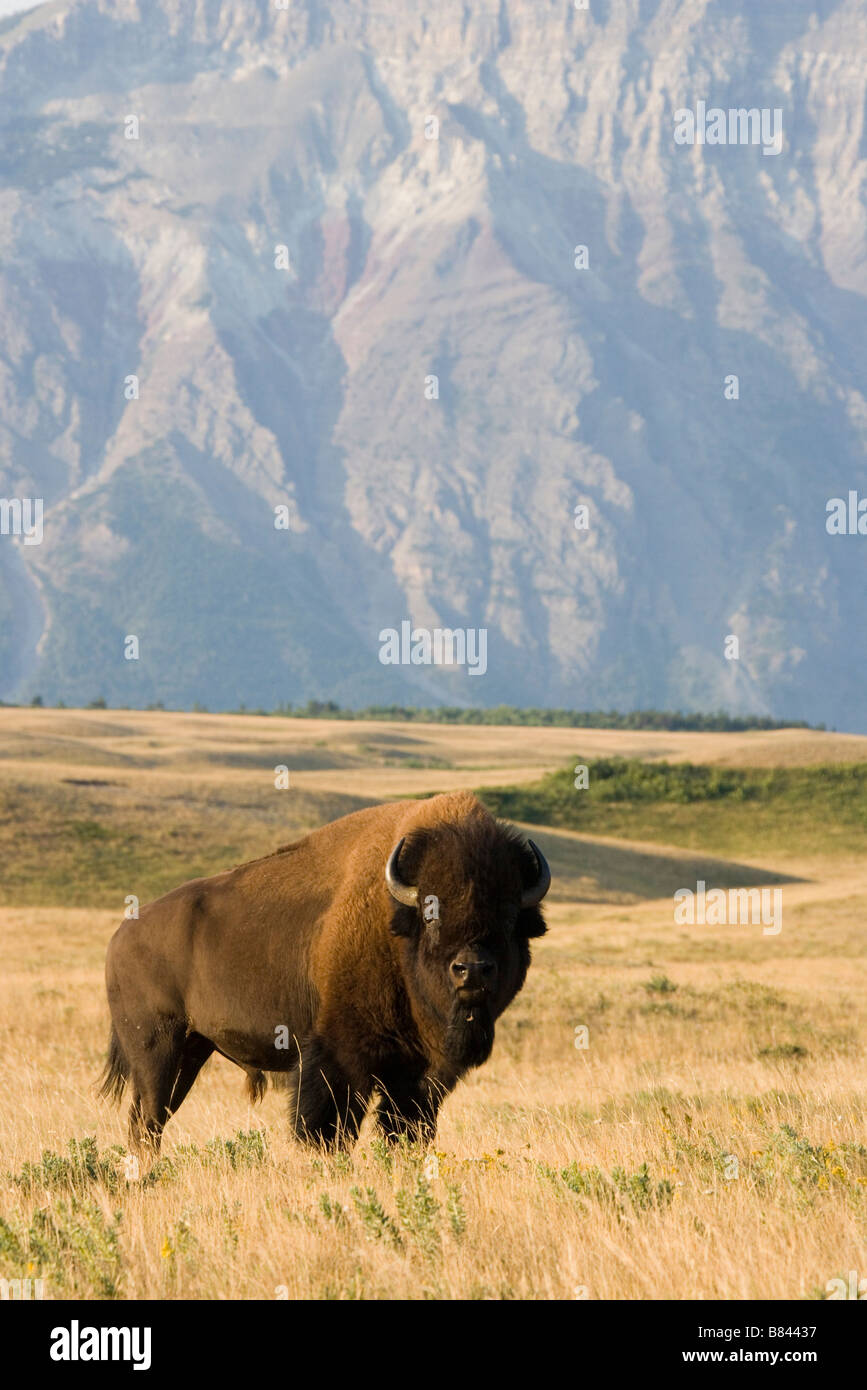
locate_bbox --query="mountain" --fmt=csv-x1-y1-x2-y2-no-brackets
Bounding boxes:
0,0,866,725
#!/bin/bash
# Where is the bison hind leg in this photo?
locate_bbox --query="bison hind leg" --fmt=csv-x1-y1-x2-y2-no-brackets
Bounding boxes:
125,1026,212,1161
290,1037,371,1150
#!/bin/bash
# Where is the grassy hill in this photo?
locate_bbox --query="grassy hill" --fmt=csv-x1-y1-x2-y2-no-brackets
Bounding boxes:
480,757,867,860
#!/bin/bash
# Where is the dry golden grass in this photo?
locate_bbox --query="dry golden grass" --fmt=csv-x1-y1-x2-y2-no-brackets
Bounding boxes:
1,709,865,1300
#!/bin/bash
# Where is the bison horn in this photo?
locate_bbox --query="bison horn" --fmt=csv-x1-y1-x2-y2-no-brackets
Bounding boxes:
521,839,551,907
385,837,419,907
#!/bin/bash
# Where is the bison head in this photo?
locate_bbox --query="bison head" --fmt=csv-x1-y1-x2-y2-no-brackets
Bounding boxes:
385,817,550,1072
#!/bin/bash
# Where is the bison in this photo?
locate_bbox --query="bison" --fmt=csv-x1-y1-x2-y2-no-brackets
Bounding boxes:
100,791,550,1154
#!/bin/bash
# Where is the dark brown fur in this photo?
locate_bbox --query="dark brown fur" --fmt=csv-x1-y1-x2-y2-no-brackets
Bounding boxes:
100,792,548,1155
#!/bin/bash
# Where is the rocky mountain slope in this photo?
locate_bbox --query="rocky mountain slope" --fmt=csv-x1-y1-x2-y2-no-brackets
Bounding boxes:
0,0,865,725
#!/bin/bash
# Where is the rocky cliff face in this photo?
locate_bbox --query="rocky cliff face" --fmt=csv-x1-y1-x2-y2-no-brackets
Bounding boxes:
0,0,865,724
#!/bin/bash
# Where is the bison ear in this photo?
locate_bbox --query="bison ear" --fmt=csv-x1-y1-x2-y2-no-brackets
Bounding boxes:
516,840,549,937
520,908,548,939
389,905,418,938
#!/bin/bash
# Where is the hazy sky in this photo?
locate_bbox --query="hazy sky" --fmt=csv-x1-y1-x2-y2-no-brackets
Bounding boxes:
0,0,42,16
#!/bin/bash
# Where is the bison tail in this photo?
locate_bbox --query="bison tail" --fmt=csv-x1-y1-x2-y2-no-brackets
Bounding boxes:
98,1026,130,1105
245,1068,267,1105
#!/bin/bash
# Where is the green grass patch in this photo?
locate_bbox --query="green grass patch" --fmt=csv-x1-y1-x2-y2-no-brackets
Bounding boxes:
480,757,867,858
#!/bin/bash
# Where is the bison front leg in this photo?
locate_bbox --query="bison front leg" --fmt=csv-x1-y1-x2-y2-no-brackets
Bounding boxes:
374,1072,452,1147
290,1037,371,1150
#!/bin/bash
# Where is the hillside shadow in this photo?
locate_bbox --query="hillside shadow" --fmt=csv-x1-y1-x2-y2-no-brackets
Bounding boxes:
173,747,367,773
522,823,804,906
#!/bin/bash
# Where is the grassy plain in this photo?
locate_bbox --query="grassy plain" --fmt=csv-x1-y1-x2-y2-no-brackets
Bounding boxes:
0,708,865,1299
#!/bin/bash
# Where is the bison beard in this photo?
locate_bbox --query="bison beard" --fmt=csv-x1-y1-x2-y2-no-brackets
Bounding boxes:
444,998,496,1070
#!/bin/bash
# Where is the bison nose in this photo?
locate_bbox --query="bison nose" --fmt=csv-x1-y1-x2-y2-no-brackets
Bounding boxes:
450,956,497,991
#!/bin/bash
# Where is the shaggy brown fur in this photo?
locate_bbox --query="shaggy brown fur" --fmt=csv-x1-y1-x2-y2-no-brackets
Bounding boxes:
100,792,549,1155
